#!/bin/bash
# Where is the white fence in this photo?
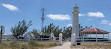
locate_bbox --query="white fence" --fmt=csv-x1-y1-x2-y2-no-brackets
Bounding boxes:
1,37,59,42
77,37,111,43
32,37,59,42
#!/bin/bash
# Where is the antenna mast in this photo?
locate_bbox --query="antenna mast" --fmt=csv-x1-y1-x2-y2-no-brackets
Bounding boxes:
41,8,45,34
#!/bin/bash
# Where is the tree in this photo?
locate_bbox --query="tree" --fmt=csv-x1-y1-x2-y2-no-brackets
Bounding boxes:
53,26,62,37
0,25,5,43
42,23,62,37
79,24,92,37
62,24,92,40
11,20,32,39
42,23,92,40
63,26,72,39
42,23,55,34
30,29,40,35
79,24,92,32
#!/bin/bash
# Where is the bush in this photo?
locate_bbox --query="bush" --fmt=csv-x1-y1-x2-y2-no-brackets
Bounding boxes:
10,41,17,47
28,40,45,48
21,44,28,49
28,40,37,47
49,43,57,46
0,43,8,49
37,43,45,47
10,41,20,49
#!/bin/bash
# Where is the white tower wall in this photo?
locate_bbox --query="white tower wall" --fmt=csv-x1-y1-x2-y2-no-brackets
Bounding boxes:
72,4,80,39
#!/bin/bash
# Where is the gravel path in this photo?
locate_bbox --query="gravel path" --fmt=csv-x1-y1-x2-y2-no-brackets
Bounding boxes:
48,42,71,49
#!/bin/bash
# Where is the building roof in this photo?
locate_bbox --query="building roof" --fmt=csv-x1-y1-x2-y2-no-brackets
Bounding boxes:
41,33,50,36
32,32,40,36
80,28,110,34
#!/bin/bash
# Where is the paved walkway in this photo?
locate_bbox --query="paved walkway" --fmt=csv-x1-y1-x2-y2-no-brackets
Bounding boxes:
48,42,71,49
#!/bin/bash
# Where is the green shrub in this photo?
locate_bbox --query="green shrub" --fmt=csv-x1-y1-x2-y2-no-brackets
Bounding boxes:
10,41,19,49
10,41,17,47
0,43,8,49
28,40,45,47
49,43,57,46
28,40,37,47
37,43,45,47
21,44,28,49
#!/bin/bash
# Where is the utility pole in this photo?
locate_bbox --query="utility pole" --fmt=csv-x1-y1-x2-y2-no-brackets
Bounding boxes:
41,8,45,34
0,25,5,43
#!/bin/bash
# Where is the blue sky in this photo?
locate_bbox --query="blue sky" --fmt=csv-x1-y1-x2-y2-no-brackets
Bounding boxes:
0,0,111,36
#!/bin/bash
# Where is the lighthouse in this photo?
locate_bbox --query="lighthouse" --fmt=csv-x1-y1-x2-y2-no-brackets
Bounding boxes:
72,4,80,39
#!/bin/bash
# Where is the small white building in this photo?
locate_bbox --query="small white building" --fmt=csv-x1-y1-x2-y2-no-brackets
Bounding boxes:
50,33,56,41
24,32,35,41
2,34,16,41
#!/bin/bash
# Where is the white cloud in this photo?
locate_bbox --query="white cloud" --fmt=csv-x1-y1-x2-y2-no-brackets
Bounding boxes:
67,24,72,27
101,20,110,24
78,12,104,18
109,23,111,26
79,13,86,16
88,12,104,17
101,20,111,26
47,14,70,20
2,3,18,11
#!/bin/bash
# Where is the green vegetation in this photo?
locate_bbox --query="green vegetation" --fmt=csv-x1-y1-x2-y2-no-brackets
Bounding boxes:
10,19,92,40
49,43,57,46
41,23,92,40
28,40,38,47
0,41,58,49
71,42,111,49
10,41,20,49
21,44,28,49
11,20,32,39
0,43,8,49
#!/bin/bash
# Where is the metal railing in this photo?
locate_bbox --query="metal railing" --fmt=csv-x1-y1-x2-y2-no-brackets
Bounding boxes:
77,36,111,43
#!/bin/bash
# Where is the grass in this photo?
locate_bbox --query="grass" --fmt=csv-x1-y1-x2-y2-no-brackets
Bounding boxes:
0,41,59,49
71,42,111,49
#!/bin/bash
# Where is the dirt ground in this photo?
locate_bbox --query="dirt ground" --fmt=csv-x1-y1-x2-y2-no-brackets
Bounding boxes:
71,42,111,49
48,42,71,49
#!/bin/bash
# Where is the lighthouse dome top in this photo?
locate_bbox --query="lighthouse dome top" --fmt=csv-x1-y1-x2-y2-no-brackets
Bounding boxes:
73,4,79,12
74,4,78,8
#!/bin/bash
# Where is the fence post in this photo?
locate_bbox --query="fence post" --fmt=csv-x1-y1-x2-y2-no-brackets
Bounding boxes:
50,33,56,41
71,33,76,46
83,34,84,42
41,38,42,41
96,33,97,42
103,34,104,38
59,33,62,46
108,34,109,40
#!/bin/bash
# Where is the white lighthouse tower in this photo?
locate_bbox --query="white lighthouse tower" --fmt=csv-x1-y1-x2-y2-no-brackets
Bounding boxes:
72,4,80,39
